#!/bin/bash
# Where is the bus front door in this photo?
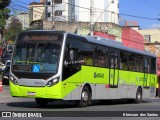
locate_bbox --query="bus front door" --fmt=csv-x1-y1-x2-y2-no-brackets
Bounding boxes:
109,52,119,88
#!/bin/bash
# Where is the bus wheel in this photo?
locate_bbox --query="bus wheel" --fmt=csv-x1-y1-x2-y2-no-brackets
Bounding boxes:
35,98,49,107
78,86,91,107
135,88,142,103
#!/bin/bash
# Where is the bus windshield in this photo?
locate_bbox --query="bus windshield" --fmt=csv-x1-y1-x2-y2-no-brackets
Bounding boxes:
12,34,63,74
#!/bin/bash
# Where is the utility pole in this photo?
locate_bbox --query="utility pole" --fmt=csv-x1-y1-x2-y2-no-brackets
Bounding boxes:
90,0,94,36
92,0,114,34
52,0,54,29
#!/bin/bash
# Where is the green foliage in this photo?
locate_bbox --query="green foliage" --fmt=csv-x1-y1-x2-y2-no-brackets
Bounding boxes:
0,8,10,29
4,17,23,41
0,0,10,42
0,0,10,8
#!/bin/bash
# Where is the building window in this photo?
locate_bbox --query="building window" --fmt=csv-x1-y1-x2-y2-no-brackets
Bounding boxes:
47,12,51,17
144,35,151,43
55,0,62,4
55,11,62,16
47,2,51,5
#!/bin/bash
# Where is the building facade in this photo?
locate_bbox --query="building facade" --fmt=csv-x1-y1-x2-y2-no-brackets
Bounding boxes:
75,0,119,24
137,29,160,58
45,0,69,22
29,1,45,24
16,12,29,30
137,29,160,43
45,0,119,24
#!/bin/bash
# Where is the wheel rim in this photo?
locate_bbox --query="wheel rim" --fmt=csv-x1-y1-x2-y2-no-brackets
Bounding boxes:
137,91,141,100
82,91,88,102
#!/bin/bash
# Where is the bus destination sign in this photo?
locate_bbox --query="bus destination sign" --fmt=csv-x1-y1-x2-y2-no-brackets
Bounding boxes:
23,34,61,41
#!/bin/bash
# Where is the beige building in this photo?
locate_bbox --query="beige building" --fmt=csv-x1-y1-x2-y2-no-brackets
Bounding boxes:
137,29,160,43
137,29,160,57
16,12,29,30
28,1,45,24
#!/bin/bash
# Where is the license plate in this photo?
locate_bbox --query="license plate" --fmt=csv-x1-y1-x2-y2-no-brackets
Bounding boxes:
27,92,36,96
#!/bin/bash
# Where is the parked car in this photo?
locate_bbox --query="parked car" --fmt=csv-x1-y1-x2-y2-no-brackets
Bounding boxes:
0,53,12,64
0,60,11,85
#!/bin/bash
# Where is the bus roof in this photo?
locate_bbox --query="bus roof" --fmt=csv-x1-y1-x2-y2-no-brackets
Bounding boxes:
67,32,156,58
19,30,156,58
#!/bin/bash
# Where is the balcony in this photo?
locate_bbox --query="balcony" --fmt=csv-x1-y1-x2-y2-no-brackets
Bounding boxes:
54,4,66,11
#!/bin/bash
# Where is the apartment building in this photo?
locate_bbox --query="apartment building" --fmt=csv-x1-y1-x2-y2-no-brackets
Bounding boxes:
45,0,119,24
45,0,70,21
29,1,45,24
16,12,29,30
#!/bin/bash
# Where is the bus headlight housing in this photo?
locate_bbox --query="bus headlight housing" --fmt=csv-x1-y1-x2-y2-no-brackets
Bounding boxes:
10,76,18,85
46,77,59,87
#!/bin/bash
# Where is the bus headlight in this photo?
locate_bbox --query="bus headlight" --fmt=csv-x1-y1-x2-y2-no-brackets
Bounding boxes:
46,77,59,87
10,76,18,85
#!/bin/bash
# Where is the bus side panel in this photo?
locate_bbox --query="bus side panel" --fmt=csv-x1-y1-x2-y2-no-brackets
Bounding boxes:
128,72,144,98
81,66,97,99
119,70,130,98
64,66,97,100
95,67,109,99
63,71,82,100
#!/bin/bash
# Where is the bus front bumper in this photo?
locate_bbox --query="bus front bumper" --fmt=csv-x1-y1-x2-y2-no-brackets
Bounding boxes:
9,81,63,99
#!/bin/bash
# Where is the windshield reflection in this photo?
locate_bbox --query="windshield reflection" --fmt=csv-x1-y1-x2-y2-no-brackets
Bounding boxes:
13,42,61,73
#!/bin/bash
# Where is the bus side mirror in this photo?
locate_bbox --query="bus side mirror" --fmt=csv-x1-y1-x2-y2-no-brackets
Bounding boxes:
69,50,74,62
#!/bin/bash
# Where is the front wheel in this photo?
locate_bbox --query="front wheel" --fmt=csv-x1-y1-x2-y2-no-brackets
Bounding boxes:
35,98,49,107
77,86,91,107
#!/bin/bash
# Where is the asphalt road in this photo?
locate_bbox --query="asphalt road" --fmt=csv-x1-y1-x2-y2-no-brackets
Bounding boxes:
0,85,160,111
1,85,160,120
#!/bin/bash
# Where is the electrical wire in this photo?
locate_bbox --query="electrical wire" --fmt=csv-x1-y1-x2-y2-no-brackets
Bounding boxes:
6,0,153,44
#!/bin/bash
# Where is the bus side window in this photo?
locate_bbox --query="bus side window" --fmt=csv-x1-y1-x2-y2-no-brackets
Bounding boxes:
136,54,143,72
151,57,156,74
81,42,95,66
120,51,127,70
95,45,105,67
128,53,136,71
106,49,108,67
84,54,93,66
145,59,151,73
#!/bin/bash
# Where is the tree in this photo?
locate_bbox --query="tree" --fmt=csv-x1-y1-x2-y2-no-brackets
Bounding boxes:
4,17,22,42
0,0,10,7
0,0,10,28
0,0,10,45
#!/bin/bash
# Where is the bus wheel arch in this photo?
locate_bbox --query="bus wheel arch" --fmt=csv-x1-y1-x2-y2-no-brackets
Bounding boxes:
78,83,92,107
135,86,143,103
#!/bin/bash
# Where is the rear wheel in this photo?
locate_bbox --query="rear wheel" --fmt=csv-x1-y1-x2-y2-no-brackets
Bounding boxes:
78,86,91,107
135,88,142,103
35,98,49,107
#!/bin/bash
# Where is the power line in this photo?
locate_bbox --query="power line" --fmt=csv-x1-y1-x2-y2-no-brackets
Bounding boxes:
140,0,160,12
62,1,90,10
13,1,160,22
119,12,160,21
7,1,158,44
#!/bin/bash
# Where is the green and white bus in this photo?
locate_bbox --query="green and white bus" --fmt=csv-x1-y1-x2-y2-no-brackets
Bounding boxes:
10,30,157,107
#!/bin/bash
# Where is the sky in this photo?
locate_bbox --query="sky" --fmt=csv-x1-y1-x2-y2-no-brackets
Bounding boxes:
119,0,160,29
16,0,160,30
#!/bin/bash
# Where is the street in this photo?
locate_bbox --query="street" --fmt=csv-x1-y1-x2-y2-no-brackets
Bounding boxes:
1,85,160,111
0,85,160,120
1,86,160,120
